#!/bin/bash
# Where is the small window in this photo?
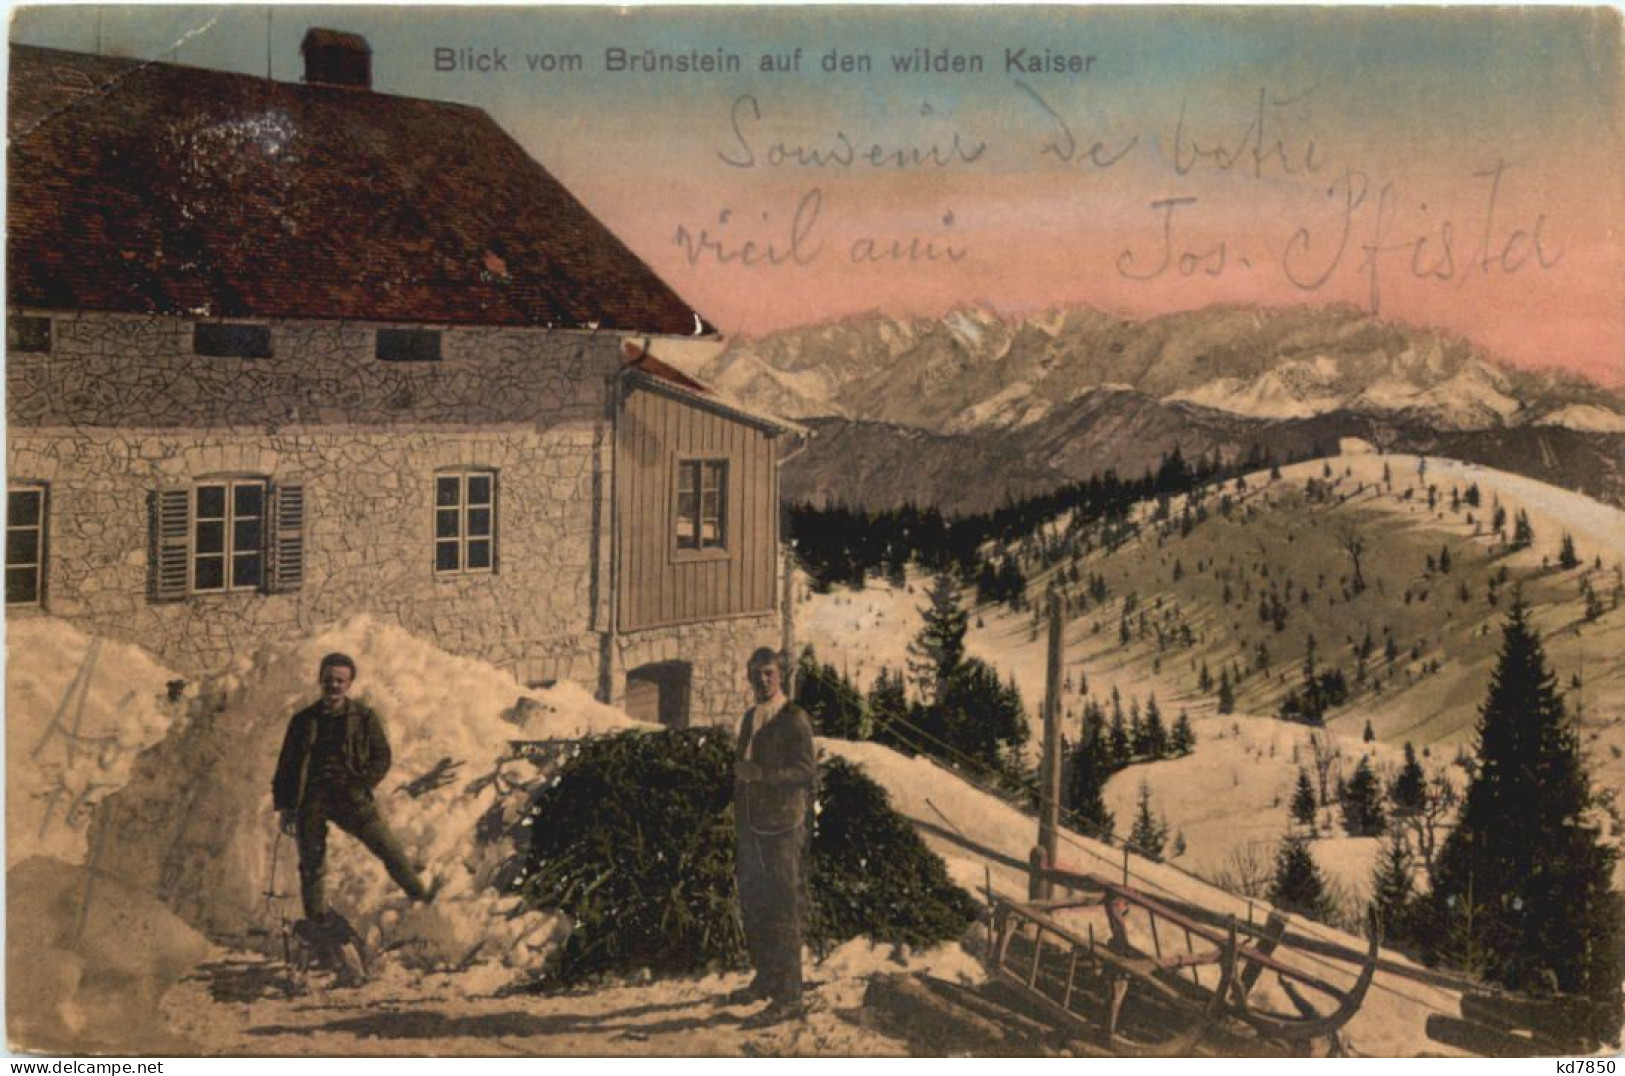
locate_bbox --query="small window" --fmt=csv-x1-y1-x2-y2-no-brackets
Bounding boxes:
8,315,51,353
194,322,272,359
377,328,442,362
7,485,47,605
676,459,727,552
191,479,265,593
434,470,496,574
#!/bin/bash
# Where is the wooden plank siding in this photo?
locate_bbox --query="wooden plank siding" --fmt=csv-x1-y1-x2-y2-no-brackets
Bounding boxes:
617,383,777,631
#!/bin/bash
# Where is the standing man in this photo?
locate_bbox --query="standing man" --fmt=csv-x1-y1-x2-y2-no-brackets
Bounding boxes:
272,652,434,923
731,646,816,1026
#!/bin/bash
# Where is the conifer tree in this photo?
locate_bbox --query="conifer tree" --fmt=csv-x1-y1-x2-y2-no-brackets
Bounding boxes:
907,572,968,703
1065,718,1115,840
1142,694,1168,758
1217,667,1235,715
1389,742,1426,814
1270,836,1333,921
1560,532,1580,570
1171,710,1196,756
1129,780,1168,860
795,646,870,740
1512,509,1535,550
1108,689,1130,765
1427,601,1622,1033
1371,831,1417,944
934,658,1029,775
866,666,909,749
1128,698,1146,757
1339,755,1387,836
1291,768,1319,832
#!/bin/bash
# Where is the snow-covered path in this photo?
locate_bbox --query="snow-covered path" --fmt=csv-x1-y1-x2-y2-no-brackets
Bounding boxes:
159,942,980,1056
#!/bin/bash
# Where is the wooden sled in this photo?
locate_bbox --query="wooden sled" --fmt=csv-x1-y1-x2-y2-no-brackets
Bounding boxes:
987,870,1379,1056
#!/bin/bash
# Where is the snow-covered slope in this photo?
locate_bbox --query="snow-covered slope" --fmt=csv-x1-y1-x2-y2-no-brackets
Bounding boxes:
800,453,1625,894
14,615,640,972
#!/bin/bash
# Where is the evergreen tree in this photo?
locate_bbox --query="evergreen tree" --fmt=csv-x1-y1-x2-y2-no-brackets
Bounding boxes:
1339,755,1388,836
1389,742,1426,814
1426,601,1622,1032
1270,836,1333,921
794,646,870,740
933,657,1030,775
1065,718,1115,839
1129,780,1168,860
907,572,968,703
1371,831,1417,945
1512,509,1535,550
1291,768,1319,832
1217,667,1236,715
1170,710,1196,756
1362,719,1375,744
1108,689,1131,765
1559,532,1580,570
1142,695,1168,758
1128,698,1146,757
866,666,909,749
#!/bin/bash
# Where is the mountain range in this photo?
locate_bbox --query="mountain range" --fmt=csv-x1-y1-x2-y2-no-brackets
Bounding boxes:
696,304,1625,513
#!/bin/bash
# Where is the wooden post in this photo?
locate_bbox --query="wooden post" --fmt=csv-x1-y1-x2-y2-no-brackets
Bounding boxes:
781,547,796,695
1028,845,1049,900
1035,593,1064,900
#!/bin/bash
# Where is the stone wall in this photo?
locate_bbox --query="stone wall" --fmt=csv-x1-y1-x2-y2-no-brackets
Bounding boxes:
7,310,781,722
7,424,611,679
7,311,620,429
609,612,783,728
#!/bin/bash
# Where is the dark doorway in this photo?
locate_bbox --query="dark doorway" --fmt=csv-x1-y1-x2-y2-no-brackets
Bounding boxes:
625,661,692,728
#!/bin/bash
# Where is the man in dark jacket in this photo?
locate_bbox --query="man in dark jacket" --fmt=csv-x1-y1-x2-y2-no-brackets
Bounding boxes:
731,646,816,1025
272,652,432,920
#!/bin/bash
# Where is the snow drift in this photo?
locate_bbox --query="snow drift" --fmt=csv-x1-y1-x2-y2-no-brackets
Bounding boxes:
72,615,641,974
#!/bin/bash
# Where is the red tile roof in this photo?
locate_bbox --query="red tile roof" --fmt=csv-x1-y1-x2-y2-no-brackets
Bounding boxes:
7,44,715,336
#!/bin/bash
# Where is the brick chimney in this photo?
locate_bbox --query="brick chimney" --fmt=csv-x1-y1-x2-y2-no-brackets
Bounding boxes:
301,28,371,89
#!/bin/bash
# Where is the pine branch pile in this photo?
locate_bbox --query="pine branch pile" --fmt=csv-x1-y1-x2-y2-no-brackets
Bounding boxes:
808,756,980,949
516,729,977,986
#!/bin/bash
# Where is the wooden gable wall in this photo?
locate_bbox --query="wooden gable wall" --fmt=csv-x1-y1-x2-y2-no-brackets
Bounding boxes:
616,382,778,631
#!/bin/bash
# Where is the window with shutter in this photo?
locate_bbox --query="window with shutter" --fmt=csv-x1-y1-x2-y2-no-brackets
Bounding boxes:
191,479,265,592
148,477,301,601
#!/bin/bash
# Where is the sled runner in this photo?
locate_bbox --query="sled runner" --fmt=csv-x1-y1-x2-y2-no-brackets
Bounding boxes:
986,869,1378,1056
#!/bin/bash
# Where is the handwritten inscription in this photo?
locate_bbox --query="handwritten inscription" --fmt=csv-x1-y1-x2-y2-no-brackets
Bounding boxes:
1280,160,1562,312
718,95,988,170
674,189,967,268
679,82,1567,302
